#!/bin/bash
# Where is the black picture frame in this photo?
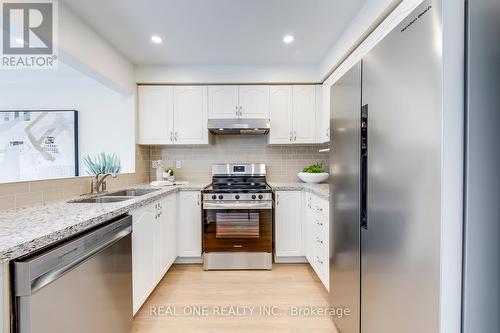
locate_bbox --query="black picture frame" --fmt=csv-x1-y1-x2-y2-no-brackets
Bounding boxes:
0,110,79,181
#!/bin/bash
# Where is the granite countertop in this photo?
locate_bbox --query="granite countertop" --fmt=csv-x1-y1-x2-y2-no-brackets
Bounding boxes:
0,183,208,263
268,182,330,200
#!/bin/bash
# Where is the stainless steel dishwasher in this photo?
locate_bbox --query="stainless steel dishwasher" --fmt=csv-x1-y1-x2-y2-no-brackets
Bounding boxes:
12,214,133,333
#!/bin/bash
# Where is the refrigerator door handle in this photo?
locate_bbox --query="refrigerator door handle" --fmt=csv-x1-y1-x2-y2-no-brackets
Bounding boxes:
360,103,368,230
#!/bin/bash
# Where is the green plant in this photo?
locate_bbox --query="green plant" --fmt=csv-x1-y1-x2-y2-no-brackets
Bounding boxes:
83,153,121,175
302,162,325,173
164,168,174,176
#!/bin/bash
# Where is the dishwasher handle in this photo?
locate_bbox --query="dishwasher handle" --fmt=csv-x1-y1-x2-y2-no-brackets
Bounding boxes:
13,215,132,296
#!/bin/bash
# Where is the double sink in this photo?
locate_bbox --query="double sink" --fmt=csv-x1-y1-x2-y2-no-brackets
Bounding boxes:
70,188,159,204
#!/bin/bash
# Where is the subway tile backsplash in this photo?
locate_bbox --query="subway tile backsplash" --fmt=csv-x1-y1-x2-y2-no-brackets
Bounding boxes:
149,135,329,183
0,145,151,210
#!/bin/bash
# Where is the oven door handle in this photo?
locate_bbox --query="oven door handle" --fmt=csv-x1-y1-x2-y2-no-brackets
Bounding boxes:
203,201,273,210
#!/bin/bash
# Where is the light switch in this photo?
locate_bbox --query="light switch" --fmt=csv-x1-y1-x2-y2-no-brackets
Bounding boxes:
176,161,182,169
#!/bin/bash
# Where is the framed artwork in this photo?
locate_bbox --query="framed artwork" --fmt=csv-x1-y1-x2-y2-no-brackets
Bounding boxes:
0,110,79,183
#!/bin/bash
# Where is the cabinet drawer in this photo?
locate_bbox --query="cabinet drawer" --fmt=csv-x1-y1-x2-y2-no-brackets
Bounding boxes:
311,244,329,288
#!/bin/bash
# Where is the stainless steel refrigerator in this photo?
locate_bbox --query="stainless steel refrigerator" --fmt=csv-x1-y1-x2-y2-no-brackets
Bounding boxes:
329,1,444,332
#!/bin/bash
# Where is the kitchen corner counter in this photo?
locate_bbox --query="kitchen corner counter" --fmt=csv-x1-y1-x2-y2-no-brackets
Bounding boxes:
0,183,208,263
269,182,329,200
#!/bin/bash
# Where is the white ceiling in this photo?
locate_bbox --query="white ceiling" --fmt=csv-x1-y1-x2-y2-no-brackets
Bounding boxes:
62,0,367,66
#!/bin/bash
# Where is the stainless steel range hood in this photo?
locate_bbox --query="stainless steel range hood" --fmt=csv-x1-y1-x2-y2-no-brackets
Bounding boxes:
208,119,270,135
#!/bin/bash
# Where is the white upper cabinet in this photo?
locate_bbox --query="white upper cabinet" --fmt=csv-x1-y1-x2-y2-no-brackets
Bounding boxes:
269,86,293,144
268,85,317,144
316,84,330,143
208,86,239,119
173,86,208,144
238,85,270,119
293,85,316,144
138,86,174,144
137,85,208,145
208,85,270,119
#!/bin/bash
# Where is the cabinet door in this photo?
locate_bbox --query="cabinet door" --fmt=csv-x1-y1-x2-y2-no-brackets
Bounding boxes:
293,85,316,143
238,85,270,119
132,203,156,314
173,86,208,144
208,86,239,119
275,191,303,257
316,84,330,143
138,86,174,144
164,194,177,268
304,193,315,263
269,86,293,144
155,196,175,281
176,191,202,257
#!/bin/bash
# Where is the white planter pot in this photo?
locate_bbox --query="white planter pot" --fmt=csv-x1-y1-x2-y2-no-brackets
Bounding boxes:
297,172,329,184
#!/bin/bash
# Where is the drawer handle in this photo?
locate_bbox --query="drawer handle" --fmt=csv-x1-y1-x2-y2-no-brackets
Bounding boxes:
316,237,324,244
316,220,323,226
316,256,324,265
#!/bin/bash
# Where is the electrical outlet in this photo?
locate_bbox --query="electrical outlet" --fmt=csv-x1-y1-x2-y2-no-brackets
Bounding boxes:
176,161,182,169
152,160,163,169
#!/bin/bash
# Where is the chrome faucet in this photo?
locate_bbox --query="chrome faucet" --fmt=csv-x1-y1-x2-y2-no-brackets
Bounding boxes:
91,173,117,193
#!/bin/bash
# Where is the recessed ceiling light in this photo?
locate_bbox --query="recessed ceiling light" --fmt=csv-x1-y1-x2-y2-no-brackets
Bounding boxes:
151,35,163,44
283,35,294,44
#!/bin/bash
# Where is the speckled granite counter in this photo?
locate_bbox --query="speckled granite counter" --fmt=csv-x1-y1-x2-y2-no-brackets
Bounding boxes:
269,182,329,200
0,183,207,263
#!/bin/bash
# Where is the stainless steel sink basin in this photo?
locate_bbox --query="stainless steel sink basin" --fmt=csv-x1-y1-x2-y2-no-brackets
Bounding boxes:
103,189,159,197
70,197,132,204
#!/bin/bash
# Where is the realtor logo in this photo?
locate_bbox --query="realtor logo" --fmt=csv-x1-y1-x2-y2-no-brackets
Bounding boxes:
1,0,58,68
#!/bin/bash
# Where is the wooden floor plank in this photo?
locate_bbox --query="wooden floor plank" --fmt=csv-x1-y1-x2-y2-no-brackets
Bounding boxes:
131,264,339,333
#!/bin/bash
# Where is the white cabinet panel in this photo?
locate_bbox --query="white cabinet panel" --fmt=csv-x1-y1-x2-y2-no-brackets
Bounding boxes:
293,85,316,143
173,86,208,144
275,191,303,257
239,85,270,119
316,84,330,143
177,191,202,257
269,86,293,144
132,203,156,314
208,86,239,119
138,86,173,144
156,195,177,281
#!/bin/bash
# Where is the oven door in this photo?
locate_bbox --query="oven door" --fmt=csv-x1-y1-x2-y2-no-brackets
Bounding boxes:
203,201,272,253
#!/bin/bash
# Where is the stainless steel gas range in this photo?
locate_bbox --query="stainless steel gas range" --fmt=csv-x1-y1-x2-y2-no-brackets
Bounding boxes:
202,163,273,270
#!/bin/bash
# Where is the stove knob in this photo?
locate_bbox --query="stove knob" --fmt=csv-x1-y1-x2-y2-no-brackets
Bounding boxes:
258,194,263,200
211,195,217,200
218,195,224,200
235,194,240,200
251,195,257,200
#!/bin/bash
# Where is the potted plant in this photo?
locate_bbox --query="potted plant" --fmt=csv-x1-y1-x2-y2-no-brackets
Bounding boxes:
298,162,329,184
163,168,175,182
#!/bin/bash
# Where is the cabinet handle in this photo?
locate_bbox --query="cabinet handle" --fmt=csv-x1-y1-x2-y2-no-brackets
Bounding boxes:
294,131,297,141
170,131,173,142
316,256,324,265
175,131,178,142
316,237,324,244
239,106,243,117
289,131,293,142
316,220,323,226
236,106,238,117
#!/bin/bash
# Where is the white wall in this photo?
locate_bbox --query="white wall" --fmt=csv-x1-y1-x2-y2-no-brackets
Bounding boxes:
0,63,136,176
58,2,135,94
135,65,319,84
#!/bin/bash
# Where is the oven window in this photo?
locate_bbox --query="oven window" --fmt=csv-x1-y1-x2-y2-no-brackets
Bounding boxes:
214,212,260,238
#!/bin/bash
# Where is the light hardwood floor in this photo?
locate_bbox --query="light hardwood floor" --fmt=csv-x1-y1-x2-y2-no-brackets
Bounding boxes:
131,264,339,333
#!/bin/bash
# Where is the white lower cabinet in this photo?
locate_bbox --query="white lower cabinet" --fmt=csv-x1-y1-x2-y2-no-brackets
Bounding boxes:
132,194,178,315
275,190,329,290
275,191,303,257
176,191,202,257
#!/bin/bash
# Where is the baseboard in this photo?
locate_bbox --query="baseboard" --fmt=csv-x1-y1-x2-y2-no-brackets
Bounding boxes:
174,257,203,264
274,256,308,264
